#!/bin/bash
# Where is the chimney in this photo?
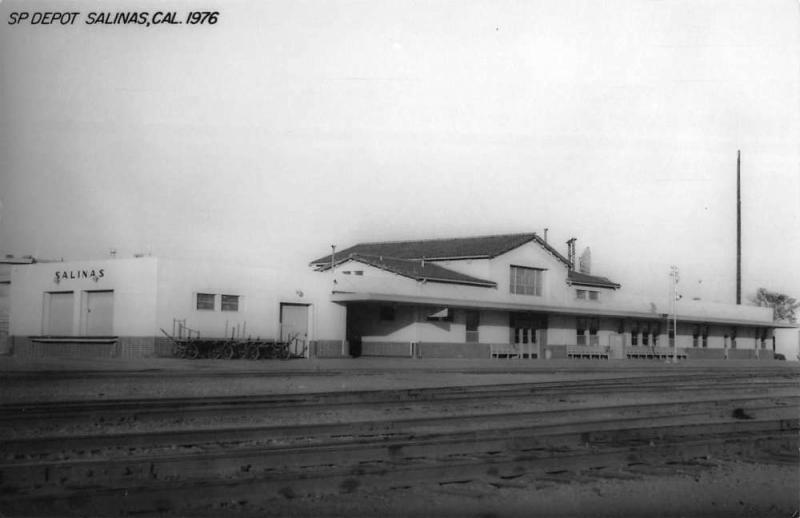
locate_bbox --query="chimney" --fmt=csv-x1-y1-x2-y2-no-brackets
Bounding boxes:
578,247,591,274
566,238,576,270
544,228,549,243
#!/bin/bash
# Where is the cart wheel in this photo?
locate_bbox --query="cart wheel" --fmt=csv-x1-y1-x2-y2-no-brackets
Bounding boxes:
186,343,200,359
247,344,260,360
225,343,237,360
211,342,225,359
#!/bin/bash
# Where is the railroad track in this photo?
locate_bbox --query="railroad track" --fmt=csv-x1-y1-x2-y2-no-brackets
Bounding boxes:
0,364,796,386
0,372,796,516
1,371,795,424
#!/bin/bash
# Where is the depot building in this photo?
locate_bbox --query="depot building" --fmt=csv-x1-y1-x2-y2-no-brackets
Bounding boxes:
6,232,792,360
8,257,345,359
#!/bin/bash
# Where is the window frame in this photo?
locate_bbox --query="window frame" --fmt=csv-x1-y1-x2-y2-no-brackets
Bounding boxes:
220,294,240,312
509,265,544,297
196,293,216,311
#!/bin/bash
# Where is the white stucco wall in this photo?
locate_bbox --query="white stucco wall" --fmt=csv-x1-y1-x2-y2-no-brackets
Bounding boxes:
156,259,345,341
10,257,346,342
10,258,159,336
480,310,511,343
332,252,773,328
774,328,799,360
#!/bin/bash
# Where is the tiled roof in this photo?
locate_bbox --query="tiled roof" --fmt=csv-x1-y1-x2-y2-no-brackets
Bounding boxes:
567,270,621,289
311,233,570,267
344,254,497,287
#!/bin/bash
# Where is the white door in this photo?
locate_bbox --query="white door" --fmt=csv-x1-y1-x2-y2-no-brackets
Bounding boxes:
280,304,309,356
609,333,624,359
46,292,74,335
85,290,114,335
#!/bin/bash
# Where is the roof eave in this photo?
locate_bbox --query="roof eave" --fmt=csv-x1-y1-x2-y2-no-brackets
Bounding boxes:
328,293,782,327
567,280,622,290
419,277,497,288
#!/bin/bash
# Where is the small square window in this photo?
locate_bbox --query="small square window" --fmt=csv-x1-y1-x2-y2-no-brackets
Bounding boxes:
221,294,239,312
589,291,599,301
197,293,215,310
576,290,586,300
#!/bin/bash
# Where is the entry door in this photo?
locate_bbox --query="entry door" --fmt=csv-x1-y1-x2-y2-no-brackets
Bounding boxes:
85,290,114,336
280,304,309,356
46,292,74,335
511,313,545,359
609,333,624,359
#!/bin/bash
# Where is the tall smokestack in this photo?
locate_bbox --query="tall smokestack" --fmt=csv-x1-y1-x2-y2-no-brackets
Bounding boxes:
736,150,741,305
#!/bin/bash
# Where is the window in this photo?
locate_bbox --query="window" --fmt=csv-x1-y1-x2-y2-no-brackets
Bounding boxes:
577,318,599,346
576,289,586,300
379,305,395,321
465,310,479,343
221,294,239,312
510,266,543,296
576,318,586,345
196,293,215,310
589,291,599,301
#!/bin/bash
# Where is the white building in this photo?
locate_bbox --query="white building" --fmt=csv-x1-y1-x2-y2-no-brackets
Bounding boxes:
310,233,791,360
9,257,345,359
7,232,794,360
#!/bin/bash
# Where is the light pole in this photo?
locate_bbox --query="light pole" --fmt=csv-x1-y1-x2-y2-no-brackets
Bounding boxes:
670,266,680,363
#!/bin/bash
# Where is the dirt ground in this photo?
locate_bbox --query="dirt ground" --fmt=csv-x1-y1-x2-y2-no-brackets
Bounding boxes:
2,357,797,517
182,456,798,518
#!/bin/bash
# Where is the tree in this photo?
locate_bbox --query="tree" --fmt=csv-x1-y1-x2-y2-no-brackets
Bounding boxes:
751,288,800,323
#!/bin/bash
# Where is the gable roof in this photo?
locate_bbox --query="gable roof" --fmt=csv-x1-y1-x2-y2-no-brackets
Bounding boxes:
342,254,497,287
567,270,621,290
311,232,570,268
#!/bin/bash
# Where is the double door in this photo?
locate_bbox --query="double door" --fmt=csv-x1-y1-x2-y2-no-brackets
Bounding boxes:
511,313,547,359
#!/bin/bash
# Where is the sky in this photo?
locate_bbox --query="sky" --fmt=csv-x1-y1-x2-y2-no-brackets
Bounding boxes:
1,0,798,305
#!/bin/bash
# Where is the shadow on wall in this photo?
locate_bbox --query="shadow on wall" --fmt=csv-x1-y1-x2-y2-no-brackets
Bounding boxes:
346,303,420,339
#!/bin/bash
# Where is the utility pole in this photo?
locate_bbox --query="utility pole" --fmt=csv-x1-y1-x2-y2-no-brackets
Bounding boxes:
736,150,741,305
670,265,680,363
